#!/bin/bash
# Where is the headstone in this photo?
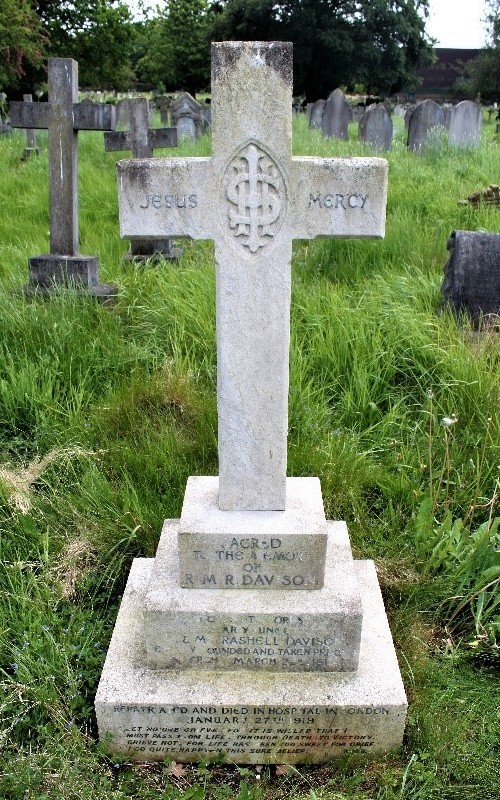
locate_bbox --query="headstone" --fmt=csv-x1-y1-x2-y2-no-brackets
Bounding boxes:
155,95,172,125
442,230,500,325
322,88,352,140
308,99,325,129
96,41,406,765
359,104,393,152
442,103,453,129
21,94,40,159
116,98,131,128
404,106,415,130
394,104,406,118
105,97,181,261
447,100,482,148
10,58,117,298
170,92,206,140
407,99,445,153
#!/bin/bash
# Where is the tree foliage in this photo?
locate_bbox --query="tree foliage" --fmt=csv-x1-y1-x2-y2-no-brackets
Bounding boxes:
455,0,500,102
0,0,47,91
136,0,213,93
211,0,434,99
38,0,135,89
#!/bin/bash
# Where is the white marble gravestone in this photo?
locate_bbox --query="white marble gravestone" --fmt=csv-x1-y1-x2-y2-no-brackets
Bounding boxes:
95,41,406,765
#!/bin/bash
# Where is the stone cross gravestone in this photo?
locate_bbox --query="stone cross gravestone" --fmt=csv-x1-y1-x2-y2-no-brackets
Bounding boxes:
407,99,445,154
21,94,40,159
10,58,117,297
359,104,393,152
447,100,482,148
96,41,406,764
322,88,352,140
105,97,181,261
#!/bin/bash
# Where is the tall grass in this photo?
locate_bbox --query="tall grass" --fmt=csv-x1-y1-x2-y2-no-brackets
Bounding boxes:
0,112,498,799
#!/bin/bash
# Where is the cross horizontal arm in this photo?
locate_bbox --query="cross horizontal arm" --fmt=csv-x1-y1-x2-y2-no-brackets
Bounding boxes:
9,102,50,130
149,128,178,150
289,157,388,240
104,131,130,152
72,103,116,131
117,158,214,240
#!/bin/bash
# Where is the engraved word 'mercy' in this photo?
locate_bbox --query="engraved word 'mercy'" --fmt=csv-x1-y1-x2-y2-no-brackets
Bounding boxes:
224,143,285,253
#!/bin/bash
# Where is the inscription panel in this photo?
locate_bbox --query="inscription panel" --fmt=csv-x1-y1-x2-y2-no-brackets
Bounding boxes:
145,610,358,672
178,532,324,589
109,703,398,763
177,477,328,589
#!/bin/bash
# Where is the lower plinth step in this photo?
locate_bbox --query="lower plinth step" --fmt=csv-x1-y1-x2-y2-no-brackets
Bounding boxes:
95,560,407,764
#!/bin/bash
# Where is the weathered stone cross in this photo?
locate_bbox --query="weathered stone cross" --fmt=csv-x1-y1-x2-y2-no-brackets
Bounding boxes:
10,58,116,294
117,42,388,512
104,97,180,260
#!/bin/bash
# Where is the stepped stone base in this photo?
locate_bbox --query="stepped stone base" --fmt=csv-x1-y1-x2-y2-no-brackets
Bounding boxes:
26,255,118,300
95,558,407,764
177,476,328,590
145,520,361,671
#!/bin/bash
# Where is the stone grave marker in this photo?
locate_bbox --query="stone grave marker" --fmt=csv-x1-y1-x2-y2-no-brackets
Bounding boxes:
322,88,352,140
105,97,181,261
116,97,131,128
171,92,206,140
359,104,393,152
95,41,406,764
407,99,445,153
308,99,325,129
10,58,117,297
447,100,482,148
442,230,500,325
21,94,40,159
155,95,172,125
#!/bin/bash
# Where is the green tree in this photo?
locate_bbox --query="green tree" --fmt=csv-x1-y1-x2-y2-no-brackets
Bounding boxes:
211,0,434,99
455,0,500,102
0,0,47,91
137,0,212,93
32,0,135,89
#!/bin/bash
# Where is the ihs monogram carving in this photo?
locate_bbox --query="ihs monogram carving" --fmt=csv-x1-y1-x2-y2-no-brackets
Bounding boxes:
224,142,286,253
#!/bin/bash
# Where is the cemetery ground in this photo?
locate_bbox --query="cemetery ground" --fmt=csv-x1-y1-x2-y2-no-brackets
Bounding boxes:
0,112,498,799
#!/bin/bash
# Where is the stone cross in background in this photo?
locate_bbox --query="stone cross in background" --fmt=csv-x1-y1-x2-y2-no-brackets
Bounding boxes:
117,42,388,511
105,97,181,261
10,58,117,297
21,94,40,159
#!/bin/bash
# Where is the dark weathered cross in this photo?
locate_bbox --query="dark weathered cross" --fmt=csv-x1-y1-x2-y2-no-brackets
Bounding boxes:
10,58,116,294
105,97,180,260
117,42,388,512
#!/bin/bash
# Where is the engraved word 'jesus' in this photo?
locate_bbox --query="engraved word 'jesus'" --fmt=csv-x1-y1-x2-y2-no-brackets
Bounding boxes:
225,143,285,253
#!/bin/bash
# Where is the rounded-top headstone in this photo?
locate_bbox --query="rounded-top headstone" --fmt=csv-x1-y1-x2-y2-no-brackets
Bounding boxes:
448,100,482,148
308,99,325,129
359,104,393,152
322,88,352,140
407,99,445,153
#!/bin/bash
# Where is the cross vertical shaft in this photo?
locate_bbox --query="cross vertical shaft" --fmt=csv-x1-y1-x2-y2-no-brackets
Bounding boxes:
212,42,293,511
48,59,79,255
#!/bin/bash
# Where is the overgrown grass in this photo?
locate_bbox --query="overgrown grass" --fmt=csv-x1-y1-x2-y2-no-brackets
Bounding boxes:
0,112,498,799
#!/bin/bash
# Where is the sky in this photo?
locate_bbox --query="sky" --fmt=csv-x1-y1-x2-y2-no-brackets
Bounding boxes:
426,0,488,48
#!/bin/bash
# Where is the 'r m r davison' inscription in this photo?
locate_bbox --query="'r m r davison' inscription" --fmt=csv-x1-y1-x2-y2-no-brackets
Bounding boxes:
309,193,368,209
